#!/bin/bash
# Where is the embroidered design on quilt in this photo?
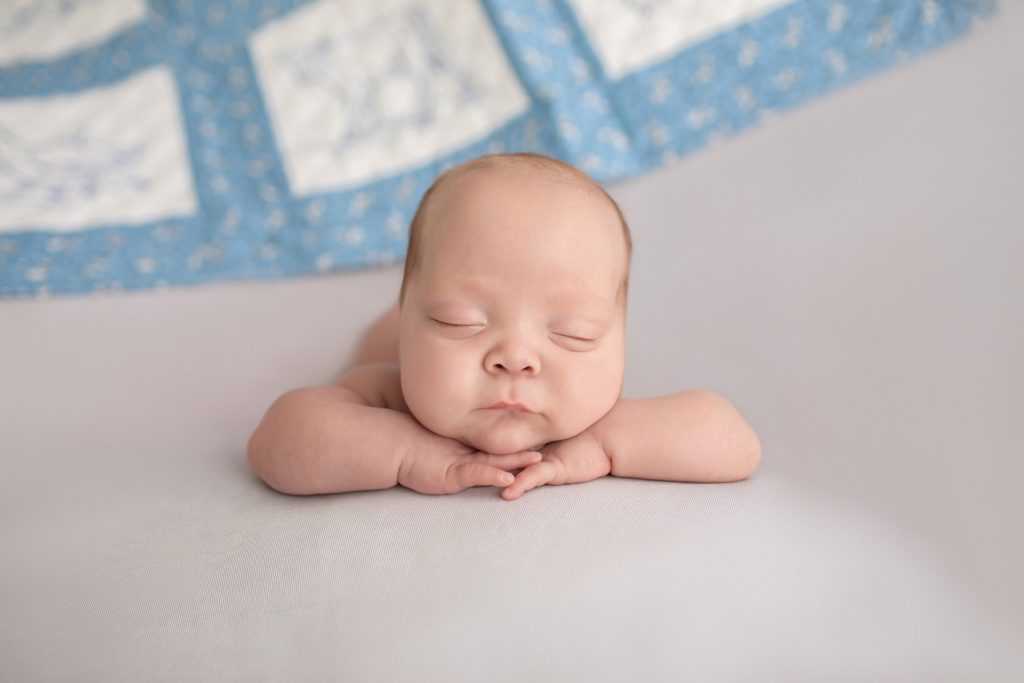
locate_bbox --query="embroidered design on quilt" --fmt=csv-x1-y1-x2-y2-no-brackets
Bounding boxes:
619,0,672,17
0,66,197,233
271,7,485,152
0,0,147,67
0,0,91,35
0,123,147,208
250,0,528,195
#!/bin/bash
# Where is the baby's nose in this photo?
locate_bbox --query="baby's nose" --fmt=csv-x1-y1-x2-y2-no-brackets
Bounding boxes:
485,346,540,376
490,359,538,375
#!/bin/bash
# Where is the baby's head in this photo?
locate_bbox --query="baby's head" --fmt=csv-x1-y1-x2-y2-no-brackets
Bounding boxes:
397,153,632,454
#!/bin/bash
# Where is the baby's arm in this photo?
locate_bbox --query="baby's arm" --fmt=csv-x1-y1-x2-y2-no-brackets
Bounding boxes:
502,390,760,499
247,362,540,495
597,391,761,483
247,363,421,494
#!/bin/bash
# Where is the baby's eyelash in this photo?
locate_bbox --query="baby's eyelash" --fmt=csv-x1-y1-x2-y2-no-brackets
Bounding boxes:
431,319,597,344
557,333,598,344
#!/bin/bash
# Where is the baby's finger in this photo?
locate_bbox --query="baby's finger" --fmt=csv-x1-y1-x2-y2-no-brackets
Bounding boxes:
450,461,516,492
474,450,543,470
502,461,557,500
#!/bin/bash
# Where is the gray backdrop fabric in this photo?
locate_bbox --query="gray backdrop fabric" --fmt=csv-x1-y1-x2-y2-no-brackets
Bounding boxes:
1,3,1021,681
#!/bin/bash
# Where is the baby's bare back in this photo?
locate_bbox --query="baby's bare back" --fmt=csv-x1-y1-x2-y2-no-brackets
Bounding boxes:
344,304,401,371
335,362,409,413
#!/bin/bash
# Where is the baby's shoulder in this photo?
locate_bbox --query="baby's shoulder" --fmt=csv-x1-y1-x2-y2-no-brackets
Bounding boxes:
335,362,409,413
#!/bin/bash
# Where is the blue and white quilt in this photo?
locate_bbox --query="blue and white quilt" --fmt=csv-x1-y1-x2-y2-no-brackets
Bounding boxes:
0,0,995,299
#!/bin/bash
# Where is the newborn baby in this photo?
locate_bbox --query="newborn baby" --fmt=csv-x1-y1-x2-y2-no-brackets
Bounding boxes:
247,152,761,500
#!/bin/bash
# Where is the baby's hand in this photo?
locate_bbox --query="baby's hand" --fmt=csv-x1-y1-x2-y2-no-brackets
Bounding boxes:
501,425,611,500
398,430,543,496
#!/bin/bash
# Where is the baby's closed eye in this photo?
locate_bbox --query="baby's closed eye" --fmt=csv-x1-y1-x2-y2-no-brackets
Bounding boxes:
428,317,602,350
549,332,600,351
431,318,482,327
429,318,485,340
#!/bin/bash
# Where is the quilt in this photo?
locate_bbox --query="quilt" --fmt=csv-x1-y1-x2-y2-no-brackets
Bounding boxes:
0,0,995,298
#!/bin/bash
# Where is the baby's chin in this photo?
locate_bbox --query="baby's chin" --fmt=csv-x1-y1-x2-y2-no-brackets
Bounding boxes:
461,425,548,455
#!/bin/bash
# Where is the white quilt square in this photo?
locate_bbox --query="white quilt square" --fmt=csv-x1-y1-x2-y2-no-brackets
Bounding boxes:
250,0,530,195
569,0,796,79
0,67,197,233
0,0,147,67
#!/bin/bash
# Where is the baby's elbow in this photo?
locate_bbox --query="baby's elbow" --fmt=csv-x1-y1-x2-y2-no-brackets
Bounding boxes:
706,391,761,482
246,430,267,473
247,431,314,495
247,437,305,495
246,427,282,491
245,390,310,495
735,428,762,481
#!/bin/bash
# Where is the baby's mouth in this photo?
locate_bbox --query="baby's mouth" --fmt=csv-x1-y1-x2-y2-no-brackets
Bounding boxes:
483,401,537,413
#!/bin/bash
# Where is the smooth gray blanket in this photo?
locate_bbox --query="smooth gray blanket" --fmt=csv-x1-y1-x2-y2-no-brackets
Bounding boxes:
2,4,1022,681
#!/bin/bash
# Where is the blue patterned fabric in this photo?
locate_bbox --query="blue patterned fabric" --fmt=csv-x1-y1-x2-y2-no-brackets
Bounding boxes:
0,0,995,299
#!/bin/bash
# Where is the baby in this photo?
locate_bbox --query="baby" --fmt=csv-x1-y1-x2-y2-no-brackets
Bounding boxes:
247,152,761,500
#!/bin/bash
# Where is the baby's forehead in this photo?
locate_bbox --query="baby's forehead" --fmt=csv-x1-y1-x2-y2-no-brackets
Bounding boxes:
428,168,623,246
439,163,608,210
399,154,631,309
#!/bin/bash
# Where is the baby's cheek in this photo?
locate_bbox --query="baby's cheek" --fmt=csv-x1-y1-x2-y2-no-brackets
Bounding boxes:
568,358,624,428
401,362,463,435
402,372,437,422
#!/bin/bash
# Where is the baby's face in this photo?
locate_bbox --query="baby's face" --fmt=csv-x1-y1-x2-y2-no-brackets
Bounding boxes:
399,170,627,455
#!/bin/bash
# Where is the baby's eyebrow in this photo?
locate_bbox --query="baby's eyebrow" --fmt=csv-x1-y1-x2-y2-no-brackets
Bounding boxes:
548,303,617,324
549,295,616,315
550,308,608,320
422,280,616,315
422,299,480,312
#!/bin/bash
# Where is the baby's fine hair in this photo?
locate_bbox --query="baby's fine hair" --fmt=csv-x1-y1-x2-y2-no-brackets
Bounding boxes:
398,152,633,307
